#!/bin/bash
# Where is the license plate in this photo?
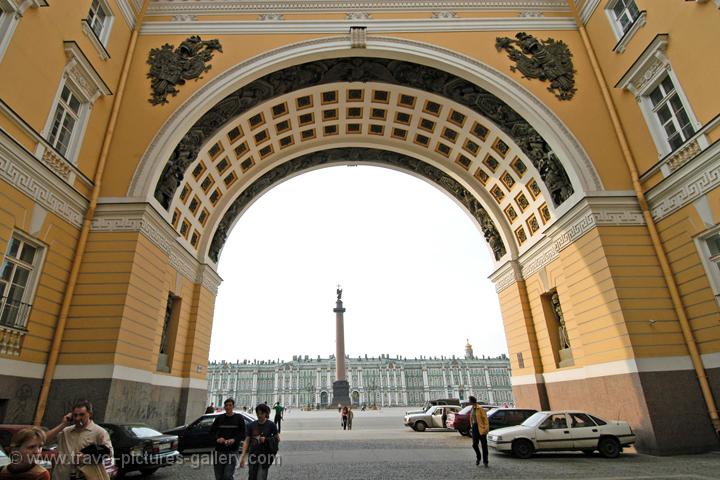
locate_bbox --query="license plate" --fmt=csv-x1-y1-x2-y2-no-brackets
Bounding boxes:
158,443,171,450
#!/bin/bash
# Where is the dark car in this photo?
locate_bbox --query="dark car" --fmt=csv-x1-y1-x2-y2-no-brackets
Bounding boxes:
447,407,537,436
164,411,256,452
99,423,180,477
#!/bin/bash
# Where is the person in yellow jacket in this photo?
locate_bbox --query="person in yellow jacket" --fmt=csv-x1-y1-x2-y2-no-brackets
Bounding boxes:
468,396,490,467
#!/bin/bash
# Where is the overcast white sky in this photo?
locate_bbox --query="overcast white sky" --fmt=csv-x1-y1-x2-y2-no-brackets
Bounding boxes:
209,165,508,362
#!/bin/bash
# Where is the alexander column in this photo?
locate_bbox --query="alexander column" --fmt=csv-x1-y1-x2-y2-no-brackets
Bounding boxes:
330,285,351,407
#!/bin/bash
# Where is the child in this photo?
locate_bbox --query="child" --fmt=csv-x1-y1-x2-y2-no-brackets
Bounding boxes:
0,427,50,479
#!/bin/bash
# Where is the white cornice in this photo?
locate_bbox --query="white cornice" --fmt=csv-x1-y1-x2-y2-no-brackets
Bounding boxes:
0,129,87,228
91,202,223,293
147,0,570,15
615,34,669,98
63,41,112,102
117,0,137,30
140,17,577,34
492,194,645,292
579,0,600,24
647,140,720,222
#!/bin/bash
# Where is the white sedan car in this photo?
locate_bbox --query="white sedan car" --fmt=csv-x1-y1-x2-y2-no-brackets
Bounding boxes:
487,410,635,458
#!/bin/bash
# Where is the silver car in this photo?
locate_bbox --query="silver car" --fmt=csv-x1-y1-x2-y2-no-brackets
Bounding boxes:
404,405,461,432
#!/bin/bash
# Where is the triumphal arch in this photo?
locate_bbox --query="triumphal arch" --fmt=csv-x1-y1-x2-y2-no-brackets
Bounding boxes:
0,0,718,454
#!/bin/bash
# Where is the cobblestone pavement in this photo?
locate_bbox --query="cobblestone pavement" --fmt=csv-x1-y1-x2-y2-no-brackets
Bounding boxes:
132,408,720,480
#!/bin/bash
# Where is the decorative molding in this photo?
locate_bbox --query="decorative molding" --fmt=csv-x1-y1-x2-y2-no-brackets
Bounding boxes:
63,41,112,103
0,99,93,190
489,260,523,293
91,202,223,293
257,13,283,21
0,324,25,357
612,11,646,54
0,129,87,228
147,0,570,15
350,26,367,48
431,11,457,19
346,11,371,20
519,10,543,17
172,14,199,21
492,195,646,291
80,19,111,61
615,34,669,98
648,141,720,222
579,0,600,24
140,17,578,34
116,0,137,29
666,139,701,173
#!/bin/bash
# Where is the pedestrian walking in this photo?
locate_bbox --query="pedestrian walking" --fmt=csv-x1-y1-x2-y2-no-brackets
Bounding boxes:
272,402,284,433
45,399,113,480
0,427,50,479
347,407,354,430
240,404,280,480
206,402,216,414
468,396,490,467
340,406,349,430
209,398,246,480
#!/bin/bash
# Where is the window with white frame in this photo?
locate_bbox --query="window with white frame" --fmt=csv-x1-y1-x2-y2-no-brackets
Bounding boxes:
608,0,641,35
647,74,696,152
616,35,700,157
0,0,20,63
697,229,720,304
47,84,83,157
0,234,43,330
83,0,113,58
40,42,111,163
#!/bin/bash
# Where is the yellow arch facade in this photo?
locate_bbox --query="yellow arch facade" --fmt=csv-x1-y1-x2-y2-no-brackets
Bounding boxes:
0,0,718,454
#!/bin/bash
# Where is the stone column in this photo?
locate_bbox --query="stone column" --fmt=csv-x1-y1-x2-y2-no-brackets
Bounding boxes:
331,293,351,407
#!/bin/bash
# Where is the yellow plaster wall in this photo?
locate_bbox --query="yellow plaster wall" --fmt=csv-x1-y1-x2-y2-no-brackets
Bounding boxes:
0,1,132,179
0,180,81,365
655,206,720,355
585,0,720,175
498,280,542,376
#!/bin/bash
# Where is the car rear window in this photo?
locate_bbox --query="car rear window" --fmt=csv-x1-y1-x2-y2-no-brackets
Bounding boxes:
589,415,607,426
130,426,164,438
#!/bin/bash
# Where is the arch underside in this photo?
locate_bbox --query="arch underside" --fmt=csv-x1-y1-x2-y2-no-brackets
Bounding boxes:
207,147,506,263
154,57,574,213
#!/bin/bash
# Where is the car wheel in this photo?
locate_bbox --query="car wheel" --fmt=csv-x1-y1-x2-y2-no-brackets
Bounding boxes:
511,439,534,459
598,437,621,458
459,429,470,437
414,421,427,432
140,468,159,476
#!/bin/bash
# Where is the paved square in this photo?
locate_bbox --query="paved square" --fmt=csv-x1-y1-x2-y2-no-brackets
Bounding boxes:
144,408,720,479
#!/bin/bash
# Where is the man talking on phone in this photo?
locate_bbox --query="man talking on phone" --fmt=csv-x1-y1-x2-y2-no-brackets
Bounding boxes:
45,400,113,480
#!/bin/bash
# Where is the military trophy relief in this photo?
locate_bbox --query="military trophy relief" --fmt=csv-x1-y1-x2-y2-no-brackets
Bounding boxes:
495,32,577,101
147,36,223,105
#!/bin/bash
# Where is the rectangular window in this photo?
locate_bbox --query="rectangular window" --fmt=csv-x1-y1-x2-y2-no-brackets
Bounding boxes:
0,234,42,330
87,0,107,38
0,1,21,63
648,74,696,151
47,85,82,157
610,0,640,34
697,230,720,305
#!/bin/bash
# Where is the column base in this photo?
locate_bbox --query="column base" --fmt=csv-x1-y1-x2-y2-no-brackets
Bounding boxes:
329,380,351,408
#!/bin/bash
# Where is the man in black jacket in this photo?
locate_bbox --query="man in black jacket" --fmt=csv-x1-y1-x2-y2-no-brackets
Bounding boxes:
210,398,246,480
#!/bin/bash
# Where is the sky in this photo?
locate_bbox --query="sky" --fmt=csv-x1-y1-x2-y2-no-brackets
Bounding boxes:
209,165,508,363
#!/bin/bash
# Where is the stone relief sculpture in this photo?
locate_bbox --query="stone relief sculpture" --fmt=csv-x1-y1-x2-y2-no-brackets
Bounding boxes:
153,58,574,209
147,35,223,105
495,32,577,101
551,291,571,349
207,148,507,263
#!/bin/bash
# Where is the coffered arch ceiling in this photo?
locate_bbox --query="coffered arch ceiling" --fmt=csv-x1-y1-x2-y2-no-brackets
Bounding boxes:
163,81,561,264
